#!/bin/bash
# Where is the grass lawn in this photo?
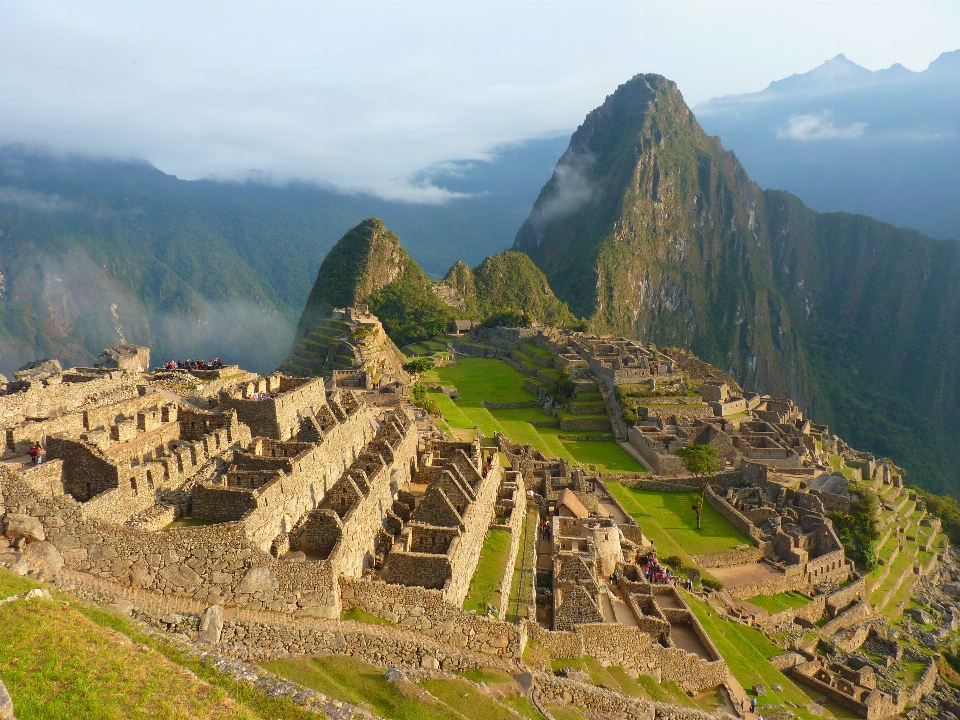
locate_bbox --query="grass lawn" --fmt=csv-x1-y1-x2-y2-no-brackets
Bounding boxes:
428,357,537,405
340,606,392,625
745,592,812,615
427,357,641,472
682,592,859,720
607,483,750,556
463,528,514,614
419,678,521,720
265,656,461,720
1,594,256,720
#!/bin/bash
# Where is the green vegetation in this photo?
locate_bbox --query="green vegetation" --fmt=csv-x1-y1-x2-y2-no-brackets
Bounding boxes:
265,656,461,720
745,592,812,614
674,444,723,530
403,356,435,373
369,256,456,347
607,482,750,556
506,508,539,622
482,310,533,328
829,489,881,570
0,569,318,720
266,655,551,720
410,383,440,414
442,251,581,329
463,528,513,614
682,592,837,720
340,606,393,625
424,357,641,473
419,678,522,720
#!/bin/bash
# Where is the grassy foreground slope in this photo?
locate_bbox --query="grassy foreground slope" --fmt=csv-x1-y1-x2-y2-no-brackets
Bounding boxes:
0,569,316,720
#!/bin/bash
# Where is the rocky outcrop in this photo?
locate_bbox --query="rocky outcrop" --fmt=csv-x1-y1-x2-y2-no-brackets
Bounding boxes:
95,345,150,373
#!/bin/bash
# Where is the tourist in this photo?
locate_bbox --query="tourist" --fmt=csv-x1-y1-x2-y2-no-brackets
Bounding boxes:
29,441,44,465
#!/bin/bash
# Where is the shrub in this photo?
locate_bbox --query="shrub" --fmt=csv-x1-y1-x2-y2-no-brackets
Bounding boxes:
701,576,724,591
480,310,532,328
410,383,439,414
828,489,880,570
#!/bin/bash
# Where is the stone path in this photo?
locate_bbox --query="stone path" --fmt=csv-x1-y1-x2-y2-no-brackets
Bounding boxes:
616,440,653,472
607,593,638,627
723,672,758,720
598,498,628,524
536,537,553,571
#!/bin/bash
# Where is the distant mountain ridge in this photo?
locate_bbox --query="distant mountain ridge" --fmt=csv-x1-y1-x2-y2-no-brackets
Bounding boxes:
0,139,565,375
695,50,960,241
514,72,960,496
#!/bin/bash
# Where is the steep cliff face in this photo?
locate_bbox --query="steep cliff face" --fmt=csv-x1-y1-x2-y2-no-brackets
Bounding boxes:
514,74,813,405
291,218,408,344
441,251,578,327
514,73,960,494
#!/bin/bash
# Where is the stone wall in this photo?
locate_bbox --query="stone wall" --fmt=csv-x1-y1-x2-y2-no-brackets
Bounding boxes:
826,578,865,616
532,673,655,720
691,547,764,569
523,620,727,693
339,576,526,659
704,485,765,547
0,404,414,620
493,474,526,619
757,595,827,632
217,377,329,440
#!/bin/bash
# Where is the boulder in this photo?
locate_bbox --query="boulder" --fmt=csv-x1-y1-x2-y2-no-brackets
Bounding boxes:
159,563,202,588
3,514,45,543
0,677,14,720
384,667,409,684
13,358,62,383
753,684,767,696
95,345,151,373
22,541,63,578
238,566,278,594
198,604,224,645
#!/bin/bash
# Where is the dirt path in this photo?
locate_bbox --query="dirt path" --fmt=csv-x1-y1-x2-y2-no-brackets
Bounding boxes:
709,561,783,589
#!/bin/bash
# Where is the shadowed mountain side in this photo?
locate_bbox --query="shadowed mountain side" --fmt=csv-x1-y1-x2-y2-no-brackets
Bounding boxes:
513,72,960,496
0,138,567,375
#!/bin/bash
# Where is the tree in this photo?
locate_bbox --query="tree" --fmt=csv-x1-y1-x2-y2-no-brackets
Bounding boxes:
675,444,722,530
403,357,435,374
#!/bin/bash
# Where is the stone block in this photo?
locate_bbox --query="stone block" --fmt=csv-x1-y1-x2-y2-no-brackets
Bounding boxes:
160,563,202,588
3,514,45,543
199,604,224,645
238,566,278,594
0,677,13,720
22,540,63,578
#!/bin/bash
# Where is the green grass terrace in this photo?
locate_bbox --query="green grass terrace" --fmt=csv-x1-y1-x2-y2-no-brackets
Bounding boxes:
606,482,751,558
422,357,642,473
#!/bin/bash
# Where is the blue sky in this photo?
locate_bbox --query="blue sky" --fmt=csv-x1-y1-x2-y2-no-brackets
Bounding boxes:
1,0,957,200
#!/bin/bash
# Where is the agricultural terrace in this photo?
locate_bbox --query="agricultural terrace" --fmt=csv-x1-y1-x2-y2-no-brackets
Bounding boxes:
422,357,642,473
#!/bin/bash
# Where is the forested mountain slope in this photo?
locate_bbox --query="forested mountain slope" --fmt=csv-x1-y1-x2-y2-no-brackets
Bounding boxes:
514,73,960,495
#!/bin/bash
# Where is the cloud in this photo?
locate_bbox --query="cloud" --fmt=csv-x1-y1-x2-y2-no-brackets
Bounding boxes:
777,111,867,140
0,187,77,212
536,151,596,221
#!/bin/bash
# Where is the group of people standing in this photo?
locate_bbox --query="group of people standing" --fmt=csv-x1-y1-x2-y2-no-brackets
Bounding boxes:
162,358,224,371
